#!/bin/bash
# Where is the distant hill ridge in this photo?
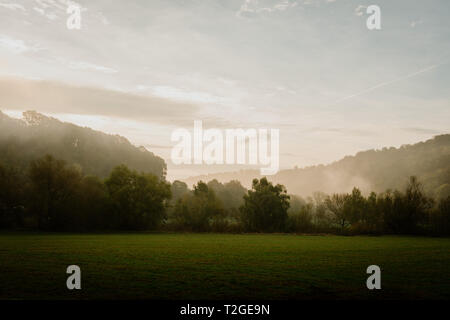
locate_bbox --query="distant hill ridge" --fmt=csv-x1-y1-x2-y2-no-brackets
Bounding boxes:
183,134,450,198
0,111,166,178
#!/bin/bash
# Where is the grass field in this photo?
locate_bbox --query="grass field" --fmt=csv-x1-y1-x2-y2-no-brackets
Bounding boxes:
0,233,449,300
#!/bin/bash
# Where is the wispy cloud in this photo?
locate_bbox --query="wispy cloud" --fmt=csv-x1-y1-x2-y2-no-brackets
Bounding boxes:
306,127,375,137
33,6,58,20
0,35,42,54
67,61,118,74
236,0,298,18
402,127,442,135
0,76,203,127
0,3,25,11
141,85,231,105
332,63,442,105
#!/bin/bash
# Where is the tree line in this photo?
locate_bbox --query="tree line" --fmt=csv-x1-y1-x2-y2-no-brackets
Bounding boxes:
1,154,449,235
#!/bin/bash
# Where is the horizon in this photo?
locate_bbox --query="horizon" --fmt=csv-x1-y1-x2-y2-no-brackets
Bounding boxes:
1,109,447,183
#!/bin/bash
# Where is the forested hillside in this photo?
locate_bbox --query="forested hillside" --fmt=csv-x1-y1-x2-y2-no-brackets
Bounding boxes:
185,135,450,199
0,112,448,235
0,111,166,178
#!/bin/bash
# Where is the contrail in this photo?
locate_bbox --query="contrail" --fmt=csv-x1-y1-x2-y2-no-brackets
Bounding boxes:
332,63,441,105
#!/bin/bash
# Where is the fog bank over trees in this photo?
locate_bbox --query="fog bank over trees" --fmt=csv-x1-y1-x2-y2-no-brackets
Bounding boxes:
184,134,450,200
0,111,166,179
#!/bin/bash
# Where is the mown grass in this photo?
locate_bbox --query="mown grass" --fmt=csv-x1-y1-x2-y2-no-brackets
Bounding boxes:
0,233,449,300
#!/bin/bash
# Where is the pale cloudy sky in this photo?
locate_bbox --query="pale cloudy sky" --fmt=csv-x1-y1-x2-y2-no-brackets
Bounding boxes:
0,0,449,180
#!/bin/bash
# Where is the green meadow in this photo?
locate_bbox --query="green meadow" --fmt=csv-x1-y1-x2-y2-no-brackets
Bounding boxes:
1,233,449,300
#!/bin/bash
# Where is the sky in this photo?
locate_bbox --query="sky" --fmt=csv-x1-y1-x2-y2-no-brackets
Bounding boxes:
0,0,449,180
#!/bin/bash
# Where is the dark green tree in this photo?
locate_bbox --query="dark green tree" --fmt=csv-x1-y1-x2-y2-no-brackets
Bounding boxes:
172,181,224,231
383,177,433,234
325,193,348,231
105,165,171,230
76,175,111,230
430,196,450,235
0,163,25,228
240,177,290,232
28,155,83,230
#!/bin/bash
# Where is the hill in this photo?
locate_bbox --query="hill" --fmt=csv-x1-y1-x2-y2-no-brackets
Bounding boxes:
184,135,450,198
0,111,166,178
